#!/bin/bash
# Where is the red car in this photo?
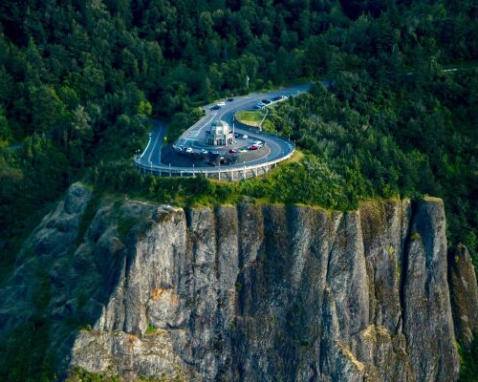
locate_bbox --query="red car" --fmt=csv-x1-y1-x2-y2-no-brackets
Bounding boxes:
229,149,237,153
248,145,258,150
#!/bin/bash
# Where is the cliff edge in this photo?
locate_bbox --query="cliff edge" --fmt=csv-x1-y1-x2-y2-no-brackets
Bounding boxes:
1,183,476,381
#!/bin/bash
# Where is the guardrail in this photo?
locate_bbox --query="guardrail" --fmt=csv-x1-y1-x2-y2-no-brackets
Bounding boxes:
134,141,295,181
137,96,297,181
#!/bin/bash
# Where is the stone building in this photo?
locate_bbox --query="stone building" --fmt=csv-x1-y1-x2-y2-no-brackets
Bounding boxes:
206,120,234,146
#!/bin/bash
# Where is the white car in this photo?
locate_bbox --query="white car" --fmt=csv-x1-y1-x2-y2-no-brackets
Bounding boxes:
186,147,193,153
200,149,208,154
242,134,248,139
217,101,226,107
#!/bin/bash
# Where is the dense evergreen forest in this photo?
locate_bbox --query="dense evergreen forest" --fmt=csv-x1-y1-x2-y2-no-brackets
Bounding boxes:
1,0,478,380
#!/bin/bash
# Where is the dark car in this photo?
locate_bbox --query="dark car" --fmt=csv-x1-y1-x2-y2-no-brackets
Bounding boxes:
272,96,281,101
261,99,271,104
210,105,221,110
227,98,234,102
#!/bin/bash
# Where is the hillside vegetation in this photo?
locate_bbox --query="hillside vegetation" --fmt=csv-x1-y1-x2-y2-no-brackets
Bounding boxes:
1,1,478,380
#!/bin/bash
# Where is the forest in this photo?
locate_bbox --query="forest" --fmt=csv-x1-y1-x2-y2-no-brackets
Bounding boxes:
1,0,478,380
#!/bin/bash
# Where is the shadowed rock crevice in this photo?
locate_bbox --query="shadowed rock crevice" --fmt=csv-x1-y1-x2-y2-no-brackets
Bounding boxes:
0,184,474,381
398,200,416,337
403,198,459,382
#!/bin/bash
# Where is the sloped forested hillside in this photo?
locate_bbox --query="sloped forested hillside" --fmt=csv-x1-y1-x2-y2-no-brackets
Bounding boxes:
1,1,478,380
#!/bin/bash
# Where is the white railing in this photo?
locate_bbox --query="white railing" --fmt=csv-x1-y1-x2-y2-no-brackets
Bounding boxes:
137,94,297,181
134,146,295,181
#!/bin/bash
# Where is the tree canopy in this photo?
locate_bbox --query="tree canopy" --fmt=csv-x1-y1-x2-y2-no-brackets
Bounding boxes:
1,1,478,379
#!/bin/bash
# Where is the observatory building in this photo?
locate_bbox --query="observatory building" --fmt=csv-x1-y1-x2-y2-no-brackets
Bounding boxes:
206,120,234,146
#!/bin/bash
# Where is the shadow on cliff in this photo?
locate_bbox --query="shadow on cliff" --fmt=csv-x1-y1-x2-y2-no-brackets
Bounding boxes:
0,184,150,381
0,185,471,382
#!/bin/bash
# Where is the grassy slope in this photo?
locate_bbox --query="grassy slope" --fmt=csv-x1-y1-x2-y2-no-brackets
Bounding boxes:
235,110,276,133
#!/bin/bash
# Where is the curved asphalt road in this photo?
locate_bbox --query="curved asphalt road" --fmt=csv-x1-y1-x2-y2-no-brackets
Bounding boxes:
137,83,314,171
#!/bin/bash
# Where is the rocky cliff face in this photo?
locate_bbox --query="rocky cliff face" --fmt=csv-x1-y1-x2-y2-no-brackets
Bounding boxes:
449,245,478,347
0,183,476,382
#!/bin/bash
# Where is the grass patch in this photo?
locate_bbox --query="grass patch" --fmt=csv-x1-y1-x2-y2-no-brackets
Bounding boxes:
411,230,421,241
284,150,304,164
89,150,356,211
235,110,267,127
146,323,158,336
235,110,276,133
66,367,121,382
67,366,187,382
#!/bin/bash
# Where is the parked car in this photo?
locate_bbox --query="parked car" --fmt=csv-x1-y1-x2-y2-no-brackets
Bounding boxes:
242,134,248,139
210,105,221,110
176,146,184,152
227,98,234,102
248,145,258,150
272,96,281,101
261,99,271,104
239,148,248,153
217,101,226,106
186,147,193,153
200,149,208,154
229,149,237,153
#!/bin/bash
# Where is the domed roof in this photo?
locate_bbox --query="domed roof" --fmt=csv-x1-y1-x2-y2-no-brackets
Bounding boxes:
210,120,230,135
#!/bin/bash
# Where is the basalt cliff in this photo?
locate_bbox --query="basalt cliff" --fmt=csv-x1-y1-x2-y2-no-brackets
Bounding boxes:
1,182,477,381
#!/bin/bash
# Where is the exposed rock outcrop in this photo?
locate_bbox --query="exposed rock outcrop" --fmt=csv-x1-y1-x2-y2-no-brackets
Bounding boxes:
403,199,459,382
0,183,474,382
449,244,478,346
0,182,92,334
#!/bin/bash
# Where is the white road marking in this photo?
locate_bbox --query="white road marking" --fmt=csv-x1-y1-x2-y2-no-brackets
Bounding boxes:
141,84,310,172
140,137,152,159
148,128,162,164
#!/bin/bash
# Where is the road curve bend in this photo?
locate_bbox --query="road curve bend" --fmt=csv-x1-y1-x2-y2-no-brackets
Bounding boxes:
135,83,313,180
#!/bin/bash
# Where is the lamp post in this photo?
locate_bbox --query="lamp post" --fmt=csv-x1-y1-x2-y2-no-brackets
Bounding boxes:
169,163,171,177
